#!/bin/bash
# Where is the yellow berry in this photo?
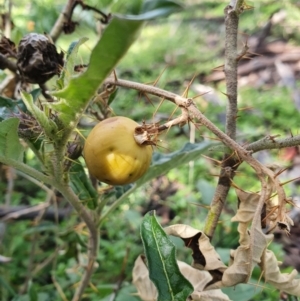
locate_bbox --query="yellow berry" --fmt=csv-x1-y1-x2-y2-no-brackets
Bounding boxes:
84,116,153,185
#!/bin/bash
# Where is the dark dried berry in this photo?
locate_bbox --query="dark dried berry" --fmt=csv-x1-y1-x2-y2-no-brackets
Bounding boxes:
63,20,79,34
0,36,16,57
13,111,42,140
67,142,83,161
17,33,64,84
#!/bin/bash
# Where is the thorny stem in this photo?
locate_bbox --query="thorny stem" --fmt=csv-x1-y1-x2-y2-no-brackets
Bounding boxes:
247,134,300,153
224,6,238,140
49,0,110,42
187,104,287,227
107,4,254,241
104,78,194,106
104,77,288,225
50,0,76,42
204,3,241,239
0,156,54,185
103,78,298,165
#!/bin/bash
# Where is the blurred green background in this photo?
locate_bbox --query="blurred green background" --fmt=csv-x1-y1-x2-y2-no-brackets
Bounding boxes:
1,0,300,300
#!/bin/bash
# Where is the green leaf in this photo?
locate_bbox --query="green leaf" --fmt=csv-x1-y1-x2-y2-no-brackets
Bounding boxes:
0,95,22,109
114,184,134,199
20,91,58,139
140,0,184,18
28,281,38,301
50,16,144,126
142,0,183,11
69,162,98,209
23,224,57,235
0,89,40,121
137,141,212,185
0,118,24,161
100,284,141,301
196,179,216,206
222,282,261,301
11,293,49,301
107,87,119,106
140,211,193,301
100,141,214,224
56,37,89,89
0,275,17,296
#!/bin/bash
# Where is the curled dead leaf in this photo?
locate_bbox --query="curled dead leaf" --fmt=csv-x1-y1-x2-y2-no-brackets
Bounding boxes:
232,189,260,223
164,224,227,289
164,224,227,272
259,249,300,296
132,255,231,301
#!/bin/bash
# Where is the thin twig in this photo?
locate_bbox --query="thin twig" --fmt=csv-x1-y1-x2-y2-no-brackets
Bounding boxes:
209,134,300,154
0,53,17,72
52,275,69,301
224,5,239,140
4,0,12,39
0,205,70,222
4,166,15,206
108,247,130,301
32,248,59,277
1,203,50,221
20,187,54,294
50,0,110,42
50,0,76,42
55,183,98,301
203,2,241,239
104,78,194,106
247,135,300,153
103,77,288,226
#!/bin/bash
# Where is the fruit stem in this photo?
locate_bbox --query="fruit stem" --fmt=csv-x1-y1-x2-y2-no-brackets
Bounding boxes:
134,124,158,146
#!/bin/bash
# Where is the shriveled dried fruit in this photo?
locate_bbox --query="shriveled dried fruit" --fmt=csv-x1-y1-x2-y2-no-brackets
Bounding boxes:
84,116,153,185
17,33,64,84
0,36,16,57
14,111,42,140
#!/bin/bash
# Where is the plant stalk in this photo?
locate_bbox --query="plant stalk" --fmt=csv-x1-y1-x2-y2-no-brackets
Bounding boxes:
54,182,98,301
203,3,241,239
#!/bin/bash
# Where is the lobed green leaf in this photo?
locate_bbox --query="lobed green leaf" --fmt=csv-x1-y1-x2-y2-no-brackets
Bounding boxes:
0,89,40,121
20,91,58,139
56,37,89,89
0,118,24,161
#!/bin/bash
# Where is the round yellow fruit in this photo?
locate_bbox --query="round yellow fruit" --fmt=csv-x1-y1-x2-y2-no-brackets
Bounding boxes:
84,116,153,185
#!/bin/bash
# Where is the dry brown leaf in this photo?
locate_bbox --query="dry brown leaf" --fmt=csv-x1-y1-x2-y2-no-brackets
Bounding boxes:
232,189,260,223
164,224,227,272
251,224,273,266
223,202,273,287
132,255,157,301
221,227,272,287
191,289,231,301
132,255,231,301
179,260,213,292
259,249,300,296
222,246,250,287
233,187,293,233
